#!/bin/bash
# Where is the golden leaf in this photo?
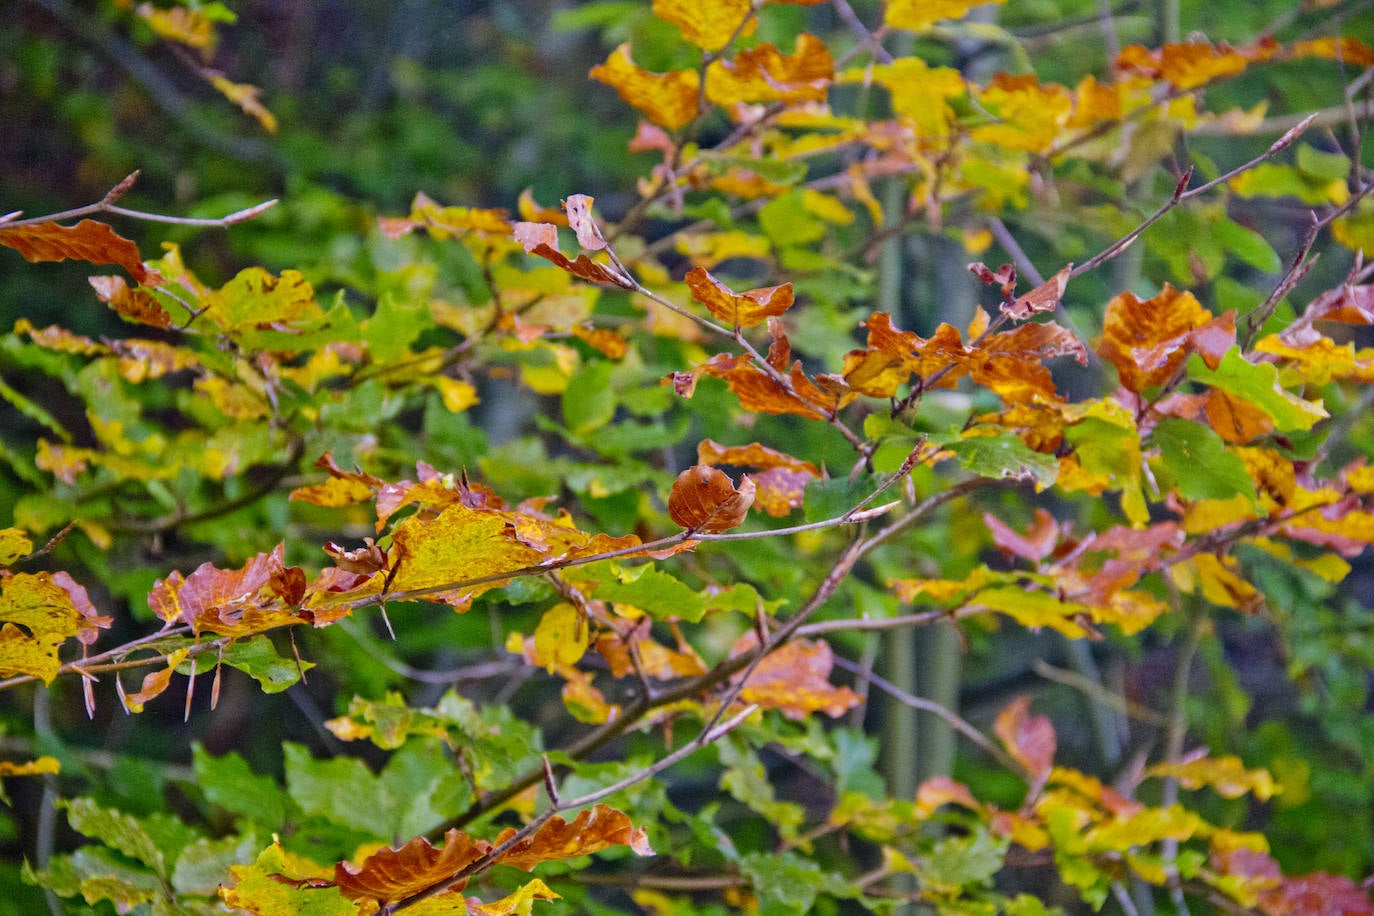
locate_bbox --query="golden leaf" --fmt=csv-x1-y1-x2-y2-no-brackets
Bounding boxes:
590,44,701,131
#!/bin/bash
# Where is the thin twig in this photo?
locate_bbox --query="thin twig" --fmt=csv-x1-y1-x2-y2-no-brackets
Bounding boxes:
3,171,277,230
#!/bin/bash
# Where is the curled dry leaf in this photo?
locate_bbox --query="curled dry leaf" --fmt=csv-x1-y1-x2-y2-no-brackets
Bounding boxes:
512,221,633,289
684,266,794,328
0,219,161,285
562,194,606,251
1003,264,1071,321
667,465,756,532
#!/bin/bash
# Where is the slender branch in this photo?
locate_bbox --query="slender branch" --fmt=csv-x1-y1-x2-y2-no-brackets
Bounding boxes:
2,171,276,230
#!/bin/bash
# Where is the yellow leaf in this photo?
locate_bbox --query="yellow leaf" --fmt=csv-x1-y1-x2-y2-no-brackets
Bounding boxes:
0,756,60,778
590,45,700,130
0,529,33,567
854,57,964,139
389,505,543,607
135,2,217,54
1147,755,1280,801
208,75,278,133
533,603,588,673
432,377,480,413
654,0,755,51
0,572,83,684
467,879,561,915
1170,554,1262,613
885,0,1006,31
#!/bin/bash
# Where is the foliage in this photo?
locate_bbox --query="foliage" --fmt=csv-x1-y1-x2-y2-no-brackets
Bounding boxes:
2,0,1374,913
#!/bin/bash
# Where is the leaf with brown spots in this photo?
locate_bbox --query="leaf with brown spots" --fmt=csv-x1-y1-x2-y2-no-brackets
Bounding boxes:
685,267,794,328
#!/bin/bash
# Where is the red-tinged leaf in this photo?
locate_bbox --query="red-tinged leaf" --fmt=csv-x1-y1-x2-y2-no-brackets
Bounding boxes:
492,804,654,870
290,452,384,507
984,509,1061,564
596,623,707,680
0,572,84,684
1303,283,1374,325
969,261,1017,298
51,571,112,646
1004,265,1071,321
512,221,633,289
994,696,1056,783
685,267,794,328
1265,872,1374,916
668,465,755,532
590,44,701,130
147,545,300,636
1098,285,1228,392
323,539,388,576
705,34,834,106
334,829,490,901
730,632,861,720
695,349,854,419
0,220,161,285
121,648,189,713
88,275,172,328
562,194,606,251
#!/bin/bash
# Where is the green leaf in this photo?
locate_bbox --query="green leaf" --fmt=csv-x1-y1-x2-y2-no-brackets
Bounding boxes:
718,739,805,840
803,475,875,522
1211,219,1282,273
172,830,261,897
591,563,707,622
1187,349,1327,431
206,635,314,694
740,851,826,915
378,740,473,839
562,359,617,434
364,291,432,363
1296,144,1351,183
1151,417,1256,503
192,745,287,829
235,297,361,353
58,797,166,876
222,842,356,915
936,432,1058,488
759,190,825,248
707,155,808,187
914,827,1009,895
284,742,393,840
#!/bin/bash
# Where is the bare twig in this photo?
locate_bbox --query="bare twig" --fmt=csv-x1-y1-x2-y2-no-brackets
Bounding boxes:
2,171,277,230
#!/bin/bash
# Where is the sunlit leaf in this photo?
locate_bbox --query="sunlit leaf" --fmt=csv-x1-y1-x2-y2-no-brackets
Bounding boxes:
885,0,1005,31
705,35,833,106
533,603,588,673
685,267,794,328
654,0,755,51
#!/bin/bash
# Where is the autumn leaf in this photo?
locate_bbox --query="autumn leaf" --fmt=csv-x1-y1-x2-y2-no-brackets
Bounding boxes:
88,275,172,328
668,465,756,532
685,267,795,327
590,44,701,131
513,221,634,289
492,804,654,870
148,545,305,637
0,529,33,567
1146,753,1280,801
134,2,217,55
0,220,161,285
1116,41,1250,90
730,632,861,720
705,35,834,107
994,696,1056,784
120,648,189,713
0,572,85,684
388,504,543,606
334,828,489,901
696,439,821,517
1002,265,1072,321
208,75,278,132
290,452,384,508
533,603,588,672
1098,284,1231,393
885,0,1006,31
654,0,755,51
380,191,511,239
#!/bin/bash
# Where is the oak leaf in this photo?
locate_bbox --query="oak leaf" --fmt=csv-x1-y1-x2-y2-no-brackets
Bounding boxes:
685,267,795,328
730,632,861,719
668,465,756,532
0,220,161,285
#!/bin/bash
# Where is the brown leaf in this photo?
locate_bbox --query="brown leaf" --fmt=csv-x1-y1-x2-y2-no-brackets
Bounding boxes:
0,220,161,285
334,829,490,902
1004,265,1071,321
685,267,794,328
492,804,654,871
668,465,756,532
323,539,388,576
513,222,633,289
88,275,172,328
696,440,820,518
147,545,299,636
730,632,861,719
1098,284,1229,392
994,696,1056,783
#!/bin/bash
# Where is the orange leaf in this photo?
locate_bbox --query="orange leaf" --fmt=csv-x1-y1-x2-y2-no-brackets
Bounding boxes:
88,275,172,328
983,509,1062,564
147,545,304,637
705,35,833,107
994,696,1056,782
334,829,489,902
730,632,861,720
1098,284,1227,392
492,804,654,870
1116,41,1250,90
685,267,795,327
696,439,820,517
654,0,756,51
121,648,189,713
1202,388,1274,444
517,188,569,225
915,776,981,818
513,221,633,289
590,44,701,131
1289,37,1374,67
0,219,161,285
571,323,629,359
668,465,756,533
